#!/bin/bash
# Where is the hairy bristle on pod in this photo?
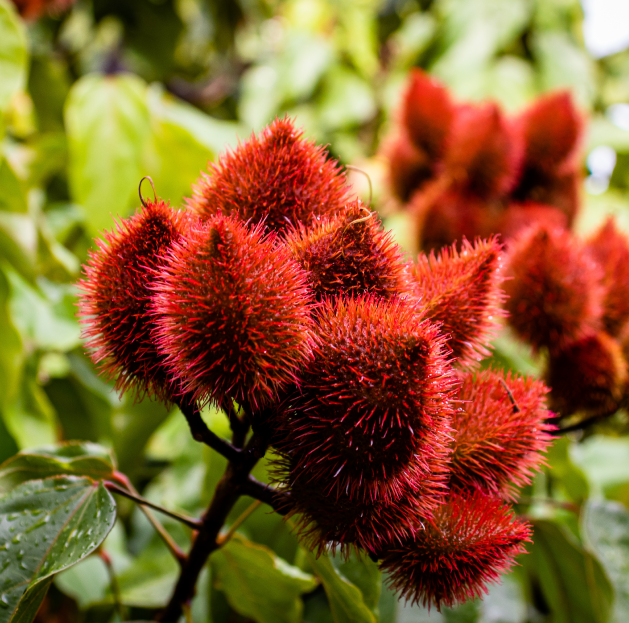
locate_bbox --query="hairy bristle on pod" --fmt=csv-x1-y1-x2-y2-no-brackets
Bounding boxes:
587,218,629,338
410,237,505,367
78,200,191,402
503,224,604,353
450,369,554,498
152,214,313,409
272,296,456,504
285,200,412,301
380,491,531,610
186,117,350,233
443,103,522,200
546,332,628,418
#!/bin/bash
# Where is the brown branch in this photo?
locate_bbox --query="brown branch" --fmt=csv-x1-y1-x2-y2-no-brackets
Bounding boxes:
177,396,242,462
241,476,291,516
158,432,269,623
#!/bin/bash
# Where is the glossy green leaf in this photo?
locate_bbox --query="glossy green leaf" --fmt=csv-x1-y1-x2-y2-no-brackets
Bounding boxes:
213,534,317,623
0,442,116,495
0,0,27,113
65,73,150,235
583,500,629,622
546,437,589,503
333,552,381,615
8,578,52,623
306,551,377,623
527,519,613,623
0,476,117,623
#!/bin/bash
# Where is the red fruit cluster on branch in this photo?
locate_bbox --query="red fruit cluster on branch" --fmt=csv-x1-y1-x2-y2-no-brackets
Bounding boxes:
78,117,553,610
385,70,582,250
503,220,629,421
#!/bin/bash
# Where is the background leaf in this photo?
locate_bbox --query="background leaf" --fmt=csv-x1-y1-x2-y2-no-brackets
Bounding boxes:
0,0,27,113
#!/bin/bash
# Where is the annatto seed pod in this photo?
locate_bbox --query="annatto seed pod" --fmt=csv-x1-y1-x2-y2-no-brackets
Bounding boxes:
449,369,554,498
280,452,449,557
516,91,582,177
546,332,628,418
503,224,604,353
152,214,313,409
11,0,75,19
285,200,411,301
402,69,454,161
273,296,456,504
587,218,629,338
78,199,191,402
498,201,568,241
409,237,505,368
186,117,350,233
443,103,522,200
386,129,434,202
380,491,531,610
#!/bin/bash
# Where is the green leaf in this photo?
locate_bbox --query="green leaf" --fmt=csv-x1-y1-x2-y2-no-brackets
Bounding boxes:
0,159,27,214
0,476,117,623
65,73,150,235
0,442,116,495
8,578,52,623
546,437,589,503
0,270,22,413
0,0,27,113
306,551,377,623
526,519,613,623
333,552,381,614
583,500,629,622
571,436,629,494
212,534,317,623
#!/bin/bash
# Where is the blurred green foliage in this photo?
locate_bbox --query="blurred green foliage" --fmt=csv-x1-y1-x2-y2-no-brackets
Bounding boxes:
2,0,629,621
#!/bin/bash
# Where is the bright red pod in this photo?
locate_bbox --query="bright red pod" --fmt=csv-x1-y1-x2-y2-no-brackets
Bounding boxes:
78,199,191,402
385,130,434,202
10,0,75,19
503,224,604,353
443,103,522,200
273,296,456,504
410,237,505,368
152,214,313,410
587,218,629,338
498,201,568,241
285,200,412,301
380,491,531,610
402,69,455,161
547,331,627,418
186,117,350,234
450,369,554,498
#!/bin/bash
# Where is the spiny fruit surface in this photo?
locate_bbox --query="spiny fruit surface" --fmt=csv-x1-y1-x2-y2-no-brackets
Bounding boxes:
78,200,190,402
286,200,411,301
279,448,449,557
587,218,629,338
152,214,313,409
410,237,505,367
547,332,628,418
503,224,603,353
186,117,350,233
402,69,454,161
273,296,456,504
380,491,531,610
449,369,554,498
443,103,522,200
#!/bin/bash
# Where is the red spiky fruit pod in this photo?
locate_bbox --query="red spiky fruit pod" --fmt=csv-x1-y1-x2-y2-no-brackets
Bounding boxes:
503,224,604,353
380,491,531,610
386,130,434,202
10,0,75,19
152,214,313,409
285,200,412,301
443,103,522,200
277,443,449,557
546,332,628,418
516,91,582,177
273,296,456,504
402,69,455,161
498,201,568,241
586,218,629,338
78,200,191,402
186,117,351,234
450,369,554,498
409,237,505,368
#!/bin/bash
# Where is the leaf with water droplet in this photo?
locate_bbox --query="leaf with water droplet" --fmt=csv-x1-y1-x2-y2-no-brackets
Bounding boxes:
0,476,116,622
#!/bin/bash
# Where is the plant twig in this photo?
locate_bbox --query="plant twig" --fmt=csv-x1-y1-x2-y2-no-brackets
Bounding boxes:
242,476,291,515
112,472,187,564
182,603,194,623
224,399,249,449
99,548,127,621
177,395,242,462
217,500,262,546
158,432,270,623
105,482,202,530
